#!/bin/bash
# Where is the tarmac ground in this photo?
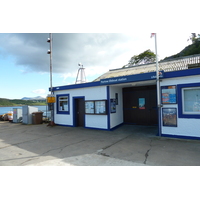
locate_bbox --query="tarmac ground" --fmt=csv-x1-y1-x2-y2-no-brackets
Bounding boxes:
0,121,200,166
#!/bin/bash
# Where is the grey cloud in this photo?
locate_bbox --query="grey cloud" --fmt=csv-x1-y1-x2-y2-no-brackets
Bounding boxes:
0,33,132,74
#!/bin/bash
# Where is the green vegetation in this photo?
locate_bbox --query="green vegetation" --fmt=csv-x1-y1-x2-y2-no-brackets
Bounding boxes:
122,49,156,68
163,34,200,60
0,98,46,107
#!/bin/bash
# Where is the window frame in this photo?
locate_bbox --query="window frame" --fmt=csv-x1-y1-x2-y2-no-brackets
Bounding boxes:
56,94,70,114
182,87,200,115
177,83,200,119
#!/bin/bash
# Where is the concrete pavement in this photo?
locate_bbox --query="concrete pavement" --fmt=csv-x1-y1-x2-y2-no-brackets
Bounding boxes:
0,121,200,166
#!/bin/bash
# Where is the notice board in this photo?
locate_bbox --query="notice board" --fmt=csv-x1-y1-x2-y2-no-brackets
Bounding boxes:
161,86,177,104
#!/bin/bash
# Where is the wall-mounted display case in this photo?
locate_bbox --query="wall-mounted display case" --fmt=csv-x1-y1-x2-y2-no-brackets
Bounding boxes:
85,100,107,115
161,85,177,104
85,101,95,114
162,108,177,127
110,99,116,113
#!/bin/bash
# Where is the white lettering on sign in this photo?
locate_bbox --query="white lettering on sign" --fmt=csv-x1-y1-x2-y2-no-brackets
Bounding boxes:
151,72,163,79
101,80,109,84
118,78,127,82
101,77,128,84
109,79,118,82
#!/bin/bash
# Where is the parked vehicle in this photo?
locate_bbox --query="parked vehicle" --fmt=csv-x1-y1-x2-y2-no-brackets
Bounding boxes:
7,111,13,122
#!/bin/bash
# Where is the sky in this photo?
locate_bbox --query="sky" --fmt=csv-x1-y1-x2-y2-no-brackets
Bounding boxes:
0,0,198,100
0,33,192,99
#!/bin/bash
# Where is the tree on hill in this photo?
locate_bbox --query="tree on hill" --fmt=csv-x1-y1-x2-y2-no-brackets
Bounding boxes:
122,49,156,68
188,33,200,44
163,36,200,61
164,40,200,60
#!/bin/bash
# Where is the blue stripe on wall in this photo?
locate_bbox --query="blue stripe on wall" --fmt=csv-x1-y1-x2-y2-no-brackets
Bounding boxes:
52,81,101,91
161,134,200,140
163,68,200,79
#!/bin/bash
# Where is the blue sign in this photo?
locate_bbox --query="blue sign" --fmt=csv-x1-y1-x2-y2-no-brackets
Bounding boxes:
100,71,164,85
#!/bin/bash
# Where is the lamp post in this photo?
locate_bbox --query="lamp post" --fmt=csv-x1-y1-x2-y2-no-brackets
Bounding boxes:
47,33,55,126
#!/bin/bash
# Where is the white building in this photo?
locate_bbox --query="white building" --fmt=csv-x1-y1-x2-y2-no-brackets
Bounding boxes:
51,54,200,140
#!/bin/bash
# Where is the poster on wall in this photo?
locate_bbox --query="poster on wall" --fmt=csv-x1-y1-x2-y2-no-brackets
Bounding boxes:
161,86,177,104
115,93,118,105
139,98,145,109
162,108,177,127
85,101,94,114
110,99,116,113
95,101,107,114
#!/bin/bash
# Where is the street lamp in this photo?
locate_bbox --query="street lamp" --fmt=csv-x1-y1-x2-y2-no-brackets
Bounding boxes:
46,33,55,126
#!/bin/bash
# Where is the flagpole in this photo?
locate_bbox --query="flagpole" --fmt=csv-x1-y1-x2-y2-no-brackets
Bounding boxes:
154,33,162,137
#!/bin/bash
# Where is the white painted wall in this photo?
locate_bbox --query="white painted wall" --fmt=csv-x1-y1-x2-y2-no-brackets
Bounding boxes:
85,115,108,129
161,75,200,137
54,86,108,129
109,86,123,129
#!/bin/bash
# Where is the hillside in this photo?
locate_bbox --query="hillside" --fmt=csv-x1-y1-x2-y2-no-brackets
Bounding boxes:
21,96,46,100
0,98,46,107
163,40,200,60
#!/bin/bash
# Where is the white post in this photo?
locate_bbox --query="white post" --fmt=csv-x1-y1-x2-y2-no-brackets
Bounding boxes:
154,33,161,137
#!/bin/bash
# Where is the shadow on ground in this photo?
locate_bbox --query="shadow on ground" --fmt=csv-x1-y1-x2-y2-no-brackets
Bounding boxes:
0,122,200,166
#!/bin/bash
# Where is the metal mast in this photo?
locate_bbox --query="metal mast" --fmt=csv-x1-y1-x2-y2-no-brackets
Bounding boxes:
75,63,86,84
47,33,55,126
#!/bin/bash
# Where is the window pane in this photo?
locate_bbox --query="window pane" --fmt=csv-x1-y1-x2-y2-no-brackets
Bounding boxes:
183,88,200,113
60,97,68,101
59,96,68,111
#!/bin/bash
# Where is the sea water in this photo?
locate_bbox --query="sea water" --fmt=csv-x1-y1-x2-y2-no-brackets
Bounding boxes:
0,105,50,117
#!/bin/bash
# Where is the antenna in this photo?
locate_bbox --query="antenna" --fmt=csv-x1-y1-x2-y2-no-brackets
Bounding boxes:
75,63,87,84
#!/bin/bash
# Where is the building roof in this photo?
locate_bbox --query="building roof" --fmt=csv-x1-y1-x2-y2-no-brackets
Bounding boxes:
93,54,200,81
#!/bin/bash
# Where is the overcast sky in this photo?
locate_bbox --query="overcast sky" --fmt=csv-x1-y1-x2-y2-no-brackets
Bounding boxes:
0,33,148,76
0,33,193,99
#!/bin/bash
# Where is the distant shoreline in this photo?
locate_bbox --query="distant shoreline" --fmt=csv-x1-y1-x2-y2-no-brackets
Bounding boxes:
0,104,47,107
0,98,46,108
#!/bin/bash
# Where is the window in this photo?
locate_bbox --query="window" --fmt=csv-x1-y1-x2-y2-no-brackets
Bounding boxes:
57,94,70,114
177,82,200,119
182,87,200,114
59,96,69,111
